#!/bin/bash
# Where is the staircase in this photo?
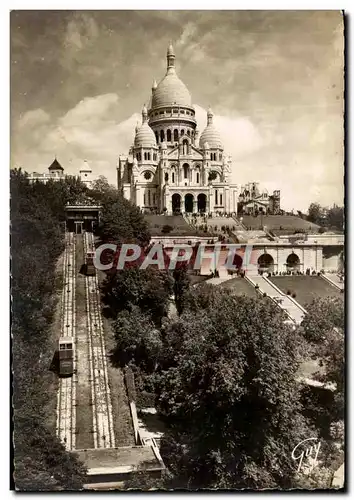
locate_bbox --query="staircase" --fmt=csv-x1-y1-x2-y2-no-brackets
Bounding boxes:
322,273,344,291
246,275,306,324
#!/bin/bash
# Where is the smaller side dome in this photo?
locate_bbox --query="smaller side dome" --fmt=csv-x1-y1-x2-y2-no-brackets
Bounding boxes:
134,122,157,148
203,141,210,150
199,107,223,149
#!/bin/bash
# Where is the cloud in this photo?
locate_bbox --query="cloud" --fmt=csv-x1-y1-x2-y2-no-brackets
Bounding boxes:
12,94,343,211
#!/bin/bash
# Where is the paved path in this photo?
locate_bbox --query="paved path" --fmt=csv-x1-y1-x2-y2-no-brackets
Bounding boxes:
332,463,344,488
323,273,344,291
247,276,306,324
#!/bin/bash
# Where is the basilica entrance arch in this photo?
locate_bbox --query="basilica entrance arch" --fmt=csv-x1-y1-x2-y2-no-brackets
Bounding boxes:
258,253,274,272
172,193,181,213
184,194,194,213
197,193,207,213
286,253,300,271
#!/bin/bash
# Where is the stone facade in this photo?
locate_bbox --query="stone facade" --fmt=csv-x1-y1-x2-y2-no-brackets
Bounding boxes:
117,44,238,215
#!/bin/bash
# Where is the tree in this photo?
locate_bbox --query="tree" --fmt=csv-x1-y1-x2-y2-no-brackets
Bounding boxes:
301,298,344,430
11,169,87,490
97,194,150,246
101,267,173,326
112,307,162,372
173,264,190,315
89,175,118,202
326,205,344,231
156,287,312,489
307,203,324,225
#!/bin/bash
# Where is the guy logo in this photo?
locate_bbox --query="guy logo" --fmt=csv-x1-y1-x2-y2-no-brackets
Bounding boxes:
291,437,321,473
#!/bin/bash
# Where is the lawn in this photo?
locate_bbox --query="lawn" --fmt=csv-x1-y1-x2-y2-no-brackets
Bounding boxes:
145,214,196,236
269,275,343,309
219,277,258,297
240,215,320,233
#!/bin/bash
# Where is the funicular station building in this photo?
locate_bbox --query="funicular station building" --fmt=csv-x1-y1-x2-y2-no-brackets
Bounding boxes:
65,201,101,233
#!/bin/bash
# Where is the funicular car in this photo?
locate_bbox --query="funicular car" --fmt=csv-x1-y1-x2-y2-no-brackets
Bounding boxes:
58,336,74,376
85,250,96,276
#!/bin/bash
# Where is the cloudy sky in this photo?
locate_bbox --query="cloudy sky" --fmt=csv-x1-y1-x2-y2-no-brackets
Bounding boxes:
11,10,344,210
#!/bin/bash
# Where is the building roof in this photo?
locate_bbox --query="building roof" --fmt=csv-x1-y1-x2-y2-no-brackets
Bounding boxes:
151,45,192,109
48,158,64,171
199,108,223,149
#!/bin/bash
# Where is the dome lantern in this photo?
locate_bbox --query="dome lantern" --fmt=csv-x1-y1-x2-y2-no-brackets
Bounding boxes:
207,106,214,125
142,104,148,123
150,45,192,109
167,42,175,72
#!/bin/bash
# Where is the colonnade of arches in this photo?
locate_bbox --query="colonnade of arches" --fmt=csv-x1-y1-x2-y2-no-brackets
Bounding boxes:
257,252,301,272
154,127,195,144
171,193,207,213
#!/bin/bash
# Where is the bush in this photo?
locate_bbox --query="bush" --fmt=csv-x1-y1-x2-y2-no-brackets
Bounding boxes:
137,391,156,408
292,293,297,298
287,290,291,295
263,293,267,297
162,224,174,234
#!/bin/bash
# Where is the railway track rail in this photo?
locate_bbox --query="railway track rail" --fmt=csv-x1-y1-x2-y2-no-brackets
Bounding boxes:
84,232,116,449
56,232,77,450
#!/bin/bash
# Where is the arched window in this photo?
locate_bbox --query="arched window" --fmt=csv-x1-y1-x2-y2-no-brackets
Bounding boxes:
172,172,175,183
144,152,147,161
155,131,159,143
165,172,169,182
220,193,223,205
196,172,199,183
147,152,151,161
167,130,172,142
148,190,151,205
160,130,165,142
183,139,188,155
219,153,222,161
181,129,185,136
174,129,178,141
215,189,218,205
187,130,190,136
144,193,146,205
183,164,189,179
153,193,156,205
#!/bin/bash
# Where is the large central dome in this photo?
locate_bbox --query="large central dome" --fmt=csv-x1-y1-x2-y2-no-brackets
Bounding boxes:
151,43,192,109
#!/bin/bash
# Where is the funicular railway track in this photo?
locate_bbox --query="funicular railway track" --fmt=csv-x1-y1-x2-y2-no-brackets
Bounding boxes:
83,231,115,449
56,232,77,450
